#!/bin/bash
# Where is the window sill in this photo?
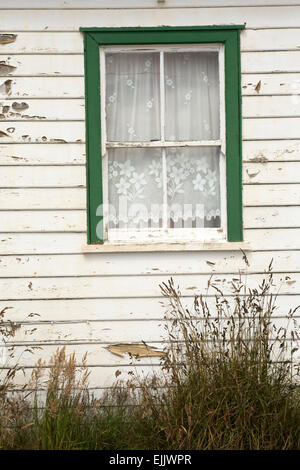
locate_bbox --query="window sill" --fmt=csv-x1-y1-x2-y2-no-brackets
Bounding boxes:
82,241,251,253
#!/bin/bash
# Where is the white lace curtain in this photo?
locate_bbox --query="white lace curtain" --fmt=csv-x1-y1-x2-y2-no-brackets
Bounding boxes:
105,50,221,231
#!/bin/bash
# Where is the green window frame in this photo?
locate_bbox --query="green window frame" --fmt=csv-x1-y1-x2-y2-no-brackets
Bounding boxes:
80,26,245,245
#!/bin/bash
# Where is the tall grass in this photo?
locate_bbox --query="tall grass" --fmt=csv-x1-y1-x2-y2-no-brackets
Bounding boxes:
0,262,299,449
132,264,300,450
0,307,33,449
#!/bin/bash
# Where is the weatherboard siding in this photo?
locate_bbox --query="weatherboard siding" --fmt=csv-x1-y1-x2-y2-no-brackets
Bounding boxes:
0,1,300,391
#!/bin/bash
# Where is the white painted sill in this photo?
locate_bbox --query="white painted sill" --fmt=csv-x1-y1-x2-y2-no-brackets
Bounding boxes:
82,241,252,253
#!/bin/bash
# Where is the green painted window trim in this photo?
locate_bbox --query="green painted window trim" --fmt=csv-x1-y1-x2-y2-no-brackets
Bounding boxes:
82,26,245,245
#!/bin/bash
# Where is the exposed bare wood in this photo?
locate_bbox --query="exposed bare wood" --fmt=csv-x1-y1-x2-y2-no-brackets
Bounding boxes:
105,343,166,358
0,34,17,45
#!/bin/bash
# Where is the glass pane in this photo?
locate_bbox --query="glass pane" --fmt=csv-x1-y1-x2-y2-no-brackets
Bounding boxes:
164,51,220,141
108,148,163,230
106,52,160,142
166,147,221,228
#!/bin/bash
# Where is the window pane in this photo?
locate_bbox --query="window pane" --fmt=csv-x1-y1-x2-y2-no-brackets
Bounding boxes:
108,148,163,230
166,147,221,228
164,52,220,141
106,52,160,142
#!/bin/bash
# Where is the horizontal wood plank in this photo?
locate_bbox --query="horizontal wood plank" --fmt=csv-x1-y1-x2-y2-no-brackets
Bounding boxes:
0,143,85,165
0,32,83,54
9,319,168,345
2,1,300,9
0,73,299,107
0,188,85,209
243,162,300,183
244,184,300,206
243,140,300,162
0,55,83,76
243,95,300,118
1,229,300,254
1,29,300,55
1,183,299,210
242,73,300,95
0,272,299,300
1,343,167,369
241,28,300,51
7,356,297,391
0,161,298,188
0,210,86,232
1,141,299,166
1,55,300,78
2,250,300,277
1,206,300,232
244,206,300,228
1,73,299,98
0,165,85,187
3,317,296,351
0,98,85,120
0,233,87,254
245,228,300,250
0,121,84,143
243,118,300,140
0,78,84,98
1,118,300,143
0,7,300,30
2,293,298,323
0,297,170,322
2,96,299,120
3,364,164,389
242,51,300,73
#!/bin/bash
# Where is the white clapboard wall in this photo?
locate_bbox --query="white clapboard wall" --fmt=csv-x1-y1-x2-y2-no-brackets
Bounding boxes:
0,0,300,392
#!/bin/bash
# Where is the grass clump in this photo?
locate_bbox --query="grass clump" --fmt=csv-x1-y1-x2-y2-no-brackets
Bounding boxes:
0,261,299,449
132,265,300,450
29,349,132,450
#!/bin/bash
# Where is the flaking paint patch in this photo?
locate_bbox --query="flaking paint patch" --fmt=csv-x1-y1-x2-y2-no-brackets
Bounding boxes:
21,114,46,120
249,155,268,163
9,156,28,161
0,79,12,95
105,343,166,358
246,169,260,178
286,280,296,285
0,63,16,76
5,111,46,120
206,260,215,266
12,102,29,111
255,80,261,93
0,34,17,45
1,103,45,120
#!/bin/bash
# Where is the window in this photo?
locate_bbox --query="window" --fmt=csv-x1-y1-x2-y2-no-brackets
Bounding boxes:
81,26,244,247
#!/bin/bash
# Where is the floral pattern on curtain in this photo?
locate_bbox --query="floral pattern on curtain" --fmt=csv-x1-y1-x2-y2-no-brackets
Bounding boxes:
105,50,221,231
